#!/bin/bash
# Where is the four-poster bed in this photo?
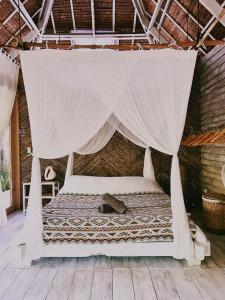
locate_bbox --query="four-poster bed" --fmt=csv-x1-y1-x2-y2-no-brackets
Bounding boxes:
13,49,210,267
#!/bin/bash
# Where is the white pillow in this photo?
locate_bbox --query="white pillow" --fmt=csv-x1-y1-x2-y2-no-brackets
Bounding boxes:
59,175,163,195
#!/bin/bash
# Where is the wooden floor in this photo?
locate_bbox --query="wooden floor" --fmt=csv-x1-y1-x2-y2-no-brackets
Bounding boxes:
1,212,225,300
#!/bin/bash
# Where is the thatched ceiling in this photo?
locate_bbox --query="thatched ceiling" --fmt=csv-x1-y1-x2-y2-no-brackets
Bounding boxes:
0,0,225,58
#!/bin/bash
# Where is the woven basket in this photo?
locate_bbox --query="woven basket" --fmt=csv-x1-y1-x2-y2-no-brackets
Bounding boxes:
202,193,225,234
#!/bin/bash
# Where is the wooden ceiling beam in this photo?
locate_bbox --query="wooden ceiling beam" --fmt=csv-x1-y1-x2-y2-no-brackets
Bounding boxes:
199,0,225,27
91,0,95,40
197,8,225,47
173,0,215,40
42,33,148,42
9,0,40,34
69,0,76,31
3,0,28,25
38,0,46,21
132,0,168,43
132,9,137,45
2,38,225,50
38,0,55,35
151,0,206,55
151,0,192,41
6,8,41,46
50,11,56,34
148,0,164,29
157,0,171,30
112,0,116,32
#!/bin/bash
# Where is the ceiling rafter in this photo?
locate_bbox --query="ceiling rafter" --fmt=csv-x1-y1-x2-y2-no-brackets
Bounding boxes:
69,0,76,31
199,0,225,27
42,33,148,42
151,0,194,41
148,0,164,30
5,8,41,46
91,0,95,40
197,7,225,47
9,0,40,34
112,0,116,32
132,9,137,45
50,11,56,33
132,0,168,44
157,0,171,30
3,0,28,25
38,0,55,35
145,0,206,54
173,0,215,40
39,0,46,20
6,7,41,58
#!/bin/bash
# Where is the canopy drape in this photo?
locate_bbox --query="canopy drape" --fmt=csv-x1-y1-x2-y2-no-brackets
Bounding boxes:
0,53,19,226
64,114,155,183
20,49,197,260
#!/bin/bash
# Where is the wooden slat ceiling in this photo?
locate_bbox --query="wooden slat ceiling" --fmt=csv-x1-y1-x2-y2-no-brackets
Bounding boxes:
0,0,225,57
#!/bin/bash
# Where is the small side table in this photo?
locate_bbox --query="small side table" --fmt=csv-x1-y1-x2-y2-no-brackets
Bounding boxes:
23,181,60,215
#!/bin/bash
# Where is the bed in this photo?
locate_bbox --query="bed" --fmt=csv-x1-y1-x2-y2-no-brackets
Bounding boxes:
21,175,207,265
13,176,210,267
15,49,210,267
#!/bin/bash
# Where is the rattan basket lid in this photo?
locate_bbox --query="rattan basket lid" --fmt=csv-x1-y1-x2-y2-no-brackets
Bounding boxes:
202,192,225,202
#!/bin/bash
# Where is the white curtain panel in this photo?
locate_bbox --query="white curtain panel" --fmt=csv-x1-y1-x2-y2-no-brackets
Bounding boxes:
65,114,155,183
0,54,19,142
0,53,19,226
20,49,197,260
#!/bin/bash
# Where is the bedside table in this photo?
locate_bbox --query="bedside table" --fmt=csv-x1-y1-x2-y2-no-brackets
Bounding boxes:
22,181,60,215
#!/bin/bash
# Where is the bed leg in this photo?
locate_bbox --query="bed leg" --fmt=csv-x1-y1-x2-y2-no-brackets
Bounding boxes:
11,245,33,268
185,258,201,267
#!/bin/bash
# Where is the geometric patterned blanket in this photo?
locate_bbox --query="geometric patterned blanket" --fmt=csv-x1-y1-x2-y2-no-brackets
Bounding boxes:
42,193,197,244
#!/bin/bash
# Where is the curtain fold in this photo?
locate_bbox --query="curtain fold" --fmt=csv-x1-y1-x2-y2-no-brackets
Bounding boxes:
0,53,19,227
65,153,74,184
171,154,194,259
14,156,43,259
143,148,155,181
20,49,197,260
20,51,113,159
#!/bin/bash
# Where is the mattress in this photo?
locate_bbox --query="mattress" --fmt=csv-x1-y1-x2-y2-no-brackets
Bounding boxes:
42,192,197,244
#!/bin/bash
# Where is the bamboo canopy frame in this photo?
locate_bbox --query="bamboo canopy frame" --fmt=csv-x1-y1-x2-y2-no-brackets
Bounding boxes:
1,39,225,51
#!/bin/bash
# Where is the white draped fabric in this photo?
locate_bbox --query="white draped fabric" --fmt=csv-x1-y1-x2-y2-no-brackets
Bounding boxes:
20,49,197,260
65,114,155,183
0,53,19,226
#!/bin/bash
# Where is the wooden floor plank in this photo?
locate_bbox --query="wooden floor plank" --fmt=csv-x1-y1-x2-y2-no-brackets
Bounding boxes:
170,269,204,300
68,269,94,300
129,257,147,268
206,233,225,267
111,257,130,268
0,269,22,299
131,268,157,300
2,267,40,300
190,268,225,300
150,269,180,300
113,268,135,300
46,258,77,300
146,257,182,269
2,211,225,300
76,256,95,269
91,268,112,300
94,255,112,269
23,259,61,300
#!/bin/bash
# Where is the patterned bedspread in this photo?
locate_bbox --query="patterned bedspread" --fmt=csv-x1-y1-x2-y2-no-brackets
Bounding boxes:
42,193,197,244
